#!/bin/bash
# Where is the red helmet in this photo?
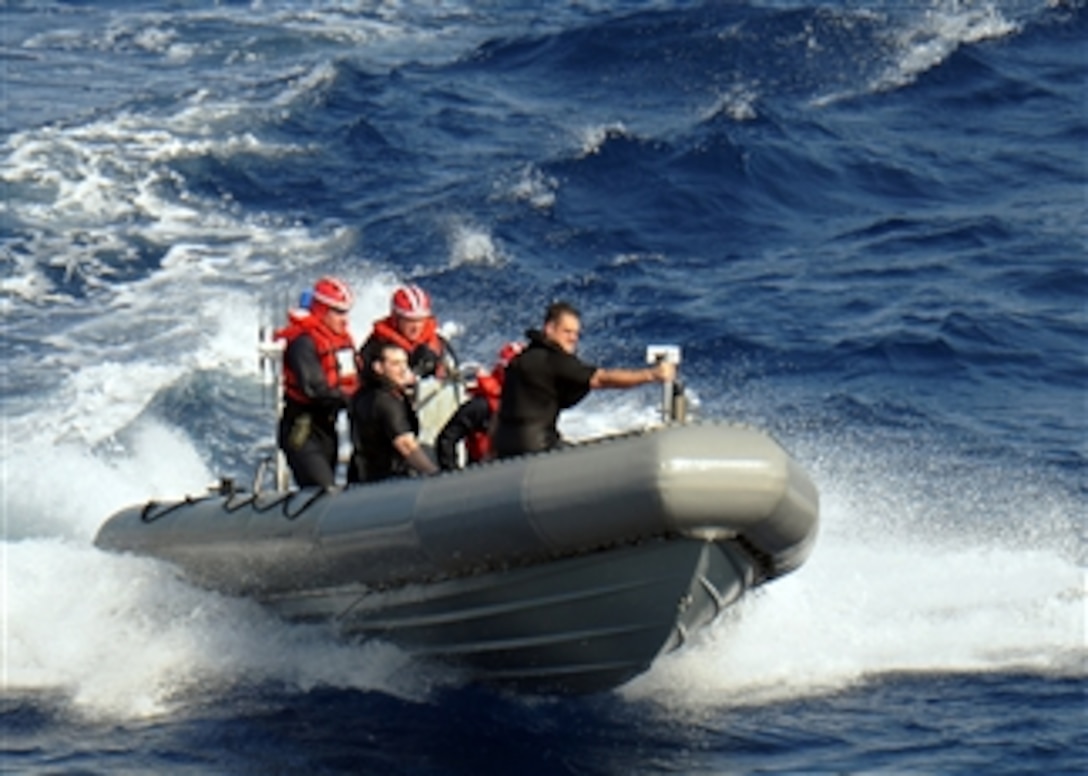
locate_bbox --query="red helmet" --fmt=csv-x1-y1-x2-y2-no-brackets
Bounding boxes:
391,284,432,319
311,276,353,312
495,341,524,369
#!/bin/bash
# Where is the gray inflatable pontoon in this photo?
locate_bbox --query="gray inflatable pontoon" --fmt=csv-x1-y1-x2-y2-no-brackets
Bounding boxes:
94,421,819,694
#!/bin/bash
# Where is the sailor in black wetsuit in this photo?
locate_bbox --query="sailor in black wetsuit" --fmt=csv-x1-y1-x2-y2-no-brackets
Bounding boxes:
492,301,676,459
347,342,439,484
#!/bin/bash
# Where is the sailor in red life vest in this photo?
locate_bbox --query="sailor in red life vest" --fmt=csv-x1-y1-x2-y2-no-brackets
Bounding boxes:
357,284,448,382
276,276,358,489
434,341,523,470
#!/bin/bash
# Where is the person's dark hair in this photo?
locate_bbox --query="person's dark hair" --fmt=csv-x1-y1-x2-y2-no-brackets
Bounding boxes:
544,300,580,325
376,341,408,364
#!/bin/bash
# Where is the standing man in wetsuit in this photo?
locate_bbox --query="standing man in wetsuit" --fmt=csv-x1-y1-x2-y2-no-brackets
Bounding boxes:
347,342,439,484
277,276,358,489
492,301,676,459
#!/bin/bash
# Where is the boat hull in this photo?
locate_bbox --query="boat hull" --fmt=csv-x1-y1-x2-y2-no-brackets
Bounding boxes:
264,537,752,693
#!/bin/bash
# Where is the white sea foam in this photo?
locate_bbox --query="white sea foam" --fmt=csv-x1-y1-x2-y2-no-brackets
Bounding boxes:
506,164,558,210
2,537,439,719
4,420,212,543
1,101,356,312
620,436,1086,710
874,1,1020,92
5,124,292,231
446,222,507,268
22,5,421,62
701,88,760,123
578,122,630,156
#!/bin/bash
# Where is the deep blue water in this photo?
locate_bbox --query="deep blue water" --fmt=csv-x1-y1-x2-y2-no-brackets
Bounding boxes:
2,1,1085,773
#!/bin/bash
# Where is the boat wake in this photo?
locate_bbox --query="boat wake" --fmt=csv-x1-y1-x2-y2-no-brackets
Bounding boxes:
4,399,1082,721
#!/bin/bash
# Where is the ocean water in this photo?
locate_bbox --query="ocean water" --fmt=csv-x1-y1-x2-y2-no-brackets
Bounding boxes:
1,1,1085,773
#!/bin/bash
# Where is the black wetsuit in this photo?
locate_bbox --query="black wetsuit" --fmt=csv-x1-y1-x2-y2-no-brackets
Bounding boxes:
492,329,597,458
278,335,346,488
347,377,420,484
434,394,491,470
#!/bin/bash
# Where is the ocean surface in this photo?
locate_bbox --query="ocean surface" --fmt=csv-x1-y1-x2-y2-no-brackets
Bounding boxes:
2,1,1085,773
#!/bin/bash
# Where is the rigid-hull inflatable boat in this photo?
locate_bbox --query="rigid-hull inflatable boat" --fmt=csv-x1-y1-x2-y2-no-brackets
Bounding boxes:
94,422,818,693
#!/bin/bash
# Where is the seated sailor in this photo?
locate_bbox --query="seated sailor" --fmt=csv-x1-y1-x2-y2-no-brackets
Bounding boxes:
347,342,439,484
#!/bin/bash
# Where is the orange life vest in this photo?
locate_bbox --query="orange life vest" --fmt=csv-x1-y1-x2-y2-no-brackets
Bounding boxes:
368,315,444,360
465,369,504,462
277,313,358,402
